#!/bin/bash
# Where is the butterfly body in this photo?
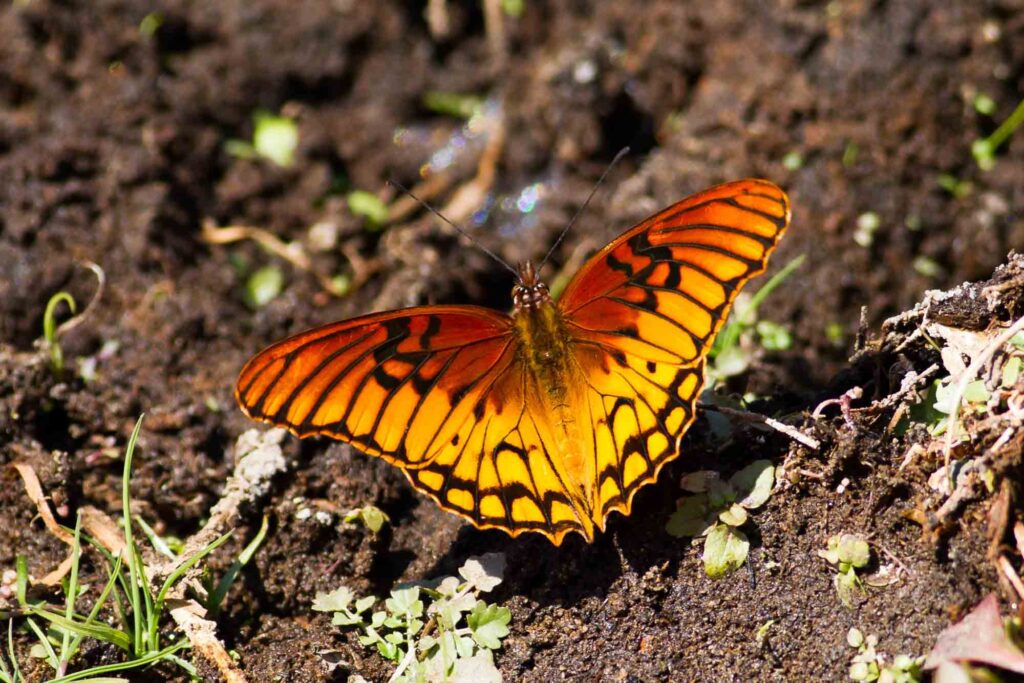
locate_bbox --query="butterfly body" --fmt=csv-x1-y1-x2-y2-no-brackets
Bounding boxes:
236,179,790,545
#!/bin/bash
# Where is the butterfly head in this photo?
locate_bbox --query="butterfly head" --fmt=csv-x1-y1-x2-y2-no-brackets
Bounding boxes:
512,261,551,311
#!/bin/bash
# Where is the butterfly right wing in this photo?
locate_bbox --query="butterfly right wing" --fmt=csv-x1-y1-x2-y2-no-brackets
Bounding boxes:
236,306,594,543
558,180,790,523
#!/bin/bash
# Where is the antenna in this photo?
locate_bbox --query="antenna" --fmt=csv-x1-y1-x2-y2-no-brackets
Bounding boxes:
537,146,631,274
387,180,520,280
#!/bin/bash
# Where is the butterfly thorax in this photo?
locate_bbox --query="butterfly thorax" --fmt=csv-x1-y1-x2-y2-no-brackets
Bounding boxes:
511,261,571,393
510,263,595,522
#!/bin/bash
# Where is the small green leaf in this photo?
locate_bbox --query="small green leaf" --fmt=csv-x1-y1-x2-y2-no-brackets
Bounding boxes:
312,586,353,612
731,460,775,509
355,595,376,613
847,627,864,648
755,620,775,643
1011,332,1024,350
665,494,714,538
1002,356,1021,388
452,652,502,683
782,151,803,171
702,524,750,578
835,570,864,608
973,93,997,115
344,505,390,533
386,587,423,618
459,553,506,593
422,91,484,119
376,639,401,661
253,112,298,167
347,190,390,230
718,503,748,527
712,344,751,379
244,265,284,309
333,611,362,626
756,320,792,351
836,534,870,568
370,611,387,628
962,379,990,405
849,661,872,681
467,603,511,650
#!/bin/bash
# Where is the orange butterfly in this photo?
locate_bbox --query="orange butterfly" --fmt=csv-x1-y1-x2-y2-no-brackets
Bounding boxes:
236,179,790,545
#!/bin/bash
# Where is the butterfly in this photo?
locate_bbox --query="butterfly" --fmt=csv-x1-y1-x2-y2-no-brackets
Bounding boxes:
236,179,790,545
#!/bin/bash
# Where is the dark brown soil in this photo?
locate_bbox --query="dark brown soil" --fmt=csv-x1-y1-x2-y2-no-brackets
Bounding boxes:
2,0,1023,681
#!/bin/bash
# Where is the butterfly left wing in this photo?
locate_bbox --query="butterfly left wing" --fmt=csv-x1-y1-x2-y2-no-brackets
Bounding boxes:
236,306,597,544
559,179,791,523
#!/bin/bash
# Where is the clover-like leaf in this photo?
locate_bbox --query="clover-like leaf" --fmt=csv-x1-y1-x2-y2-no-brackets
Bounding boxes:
344,505,390,533
732,460,775,509
702,523,750,579
313,586,353,612
459,553,506,593
666,494,716,538
467,602,512,650
354,595,376,614
836,534,871,569
386,587,423,618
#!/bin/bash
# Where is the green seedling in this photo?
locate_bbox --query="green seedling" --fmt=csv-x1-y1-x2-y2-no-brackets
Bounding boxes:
781,151,803,171
666,460,775,578
139,11,163,36
709,254,805,382
243,265,284,309
847,628,924,682
972,95,1024,170
42,292,76,374
344,505,390,534
313,553,510,682
501,0,524,18
422,91,484,120
226,110,299,167
819,534,871,608
0,415,261,681
346,190,390,231
853,212,880,248
842,141,859,167
937,173,972,199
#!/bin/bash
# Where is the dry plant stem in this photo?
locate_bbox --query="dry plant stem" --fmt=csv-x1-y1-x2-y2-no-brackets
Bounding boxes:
944,315,1024,465
436,104,506,225
200,220,347,296
709,405,821,450
482,0,507,68
998,555,1024,601
425,0,449,39
56,261,105,338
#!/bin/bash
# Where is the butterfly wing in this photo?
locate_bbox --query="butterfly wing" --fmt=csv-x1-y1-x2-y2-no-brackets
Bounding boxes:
559,179,791,524
236,306,594,543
